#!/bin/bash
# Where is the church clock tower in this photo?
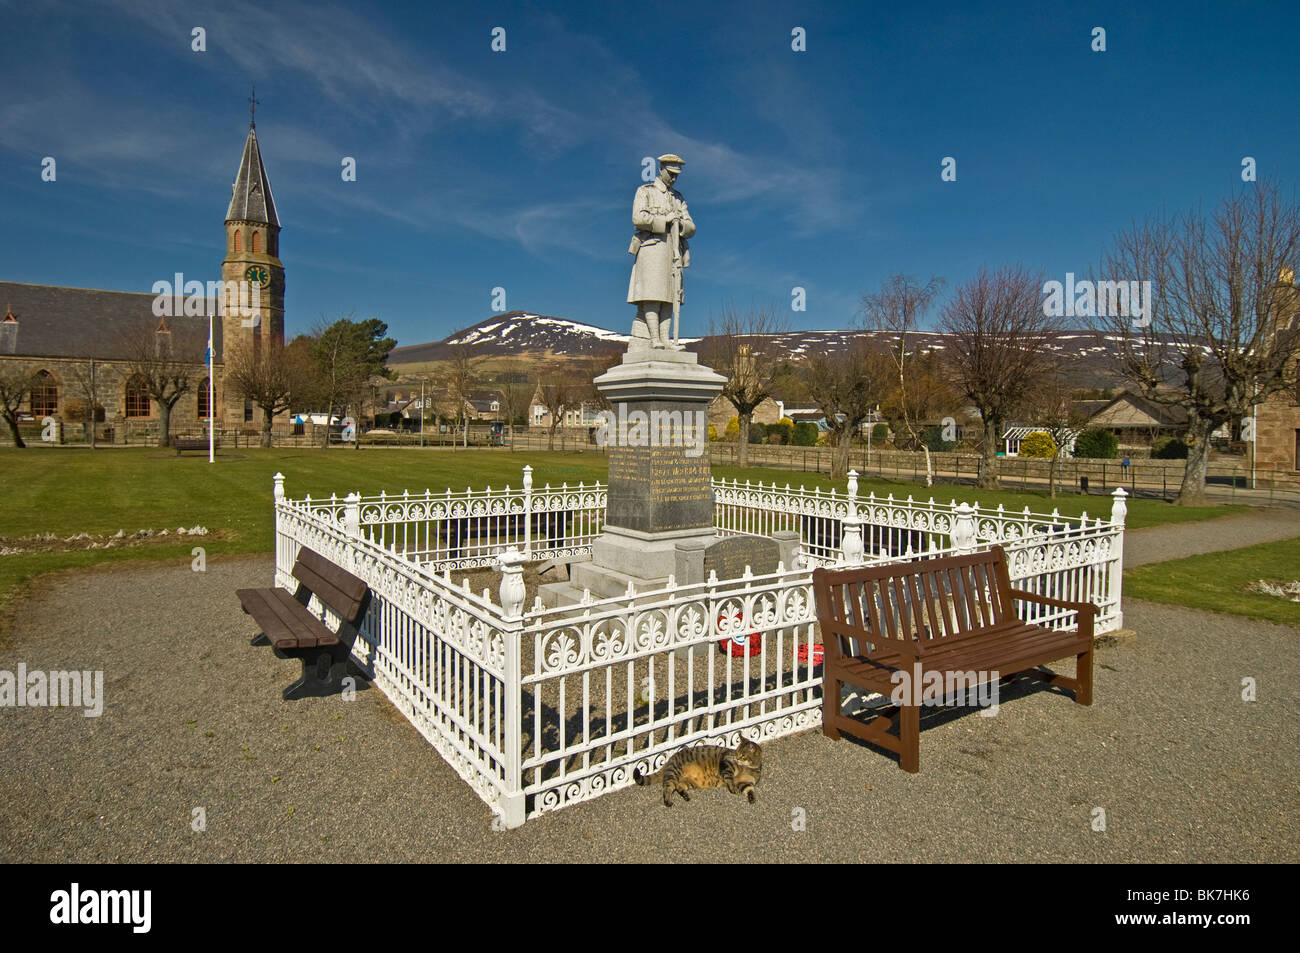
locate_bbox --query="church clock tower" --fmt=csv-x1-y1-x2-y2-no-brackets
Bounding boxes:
221,95,284,428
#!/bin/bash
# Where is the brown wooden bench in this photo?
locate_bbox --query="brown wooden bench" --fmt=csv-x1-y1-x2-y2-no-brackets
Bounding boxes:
174,437,219,455
236,548,370,700
812,545,1096,773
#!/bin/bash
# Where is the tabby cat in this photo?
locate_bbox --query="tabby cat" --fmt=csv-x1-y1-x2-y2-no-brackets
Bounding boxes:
634,739,763,807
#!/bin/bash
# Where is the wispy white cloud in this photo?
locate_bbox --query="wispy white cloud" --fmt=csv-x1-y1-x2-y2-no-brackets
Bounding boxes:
3,0,859,273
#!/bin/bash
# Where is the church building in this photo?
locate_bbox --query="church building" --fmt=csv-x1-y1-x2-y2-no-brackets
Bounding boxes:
0,112,285,443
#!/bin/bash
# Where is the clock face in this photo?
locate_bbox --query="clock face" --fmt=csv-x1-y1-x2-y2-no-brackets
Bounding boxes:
244,265,271,288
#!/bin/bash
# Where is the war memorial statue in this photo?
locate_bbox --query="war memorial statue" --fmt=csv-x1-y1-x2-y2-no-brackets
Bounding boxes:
627,153,693,351
534,152,798,610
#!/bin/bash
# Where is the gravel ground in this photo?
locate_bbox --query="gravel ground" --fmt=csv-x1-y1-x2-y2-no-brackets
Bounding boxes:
2,549,1296,863
1124,507,1300,567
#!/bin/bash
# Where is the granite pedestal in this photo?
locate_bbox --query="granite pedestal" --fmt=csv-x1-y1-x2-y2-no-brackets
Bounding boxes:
540,348,800,610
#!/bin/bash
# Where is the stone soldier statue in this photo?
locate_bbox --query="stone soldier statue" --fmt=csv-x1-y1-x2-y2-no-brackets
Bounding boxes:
627,153,693,351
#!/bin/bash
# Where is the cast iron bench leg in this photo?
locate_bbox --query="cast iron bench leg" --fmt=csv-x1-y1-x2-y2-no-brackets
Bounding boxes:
281,643,354,700
250,633,270,647
282,648,333,701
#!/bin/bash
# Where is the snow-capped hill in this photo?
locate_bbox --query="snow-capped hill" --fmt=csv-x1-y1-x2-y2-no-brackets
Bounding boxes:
391,311,702,363
388,311,1170,387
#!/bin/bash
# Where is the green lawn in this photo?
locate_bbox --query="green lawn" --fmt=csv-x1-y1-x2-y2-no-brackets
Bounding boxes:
0,445,1247,629
1125,537,1300,626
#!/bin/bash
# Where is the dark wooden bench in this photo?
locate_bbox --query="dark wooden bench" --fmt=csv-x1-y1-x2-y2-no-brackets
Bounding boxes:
236,548,371,700
174,437,219,455
812,545,1095,773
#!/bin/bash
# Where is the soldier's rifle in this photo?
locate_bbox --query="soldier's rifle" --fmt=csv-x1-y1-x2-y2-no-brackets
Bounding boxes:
670,215,682,345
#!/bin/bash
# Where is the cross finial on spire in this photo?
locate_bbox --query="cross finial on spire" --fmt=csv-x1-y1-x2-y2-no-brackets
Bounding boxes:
249,86,259,127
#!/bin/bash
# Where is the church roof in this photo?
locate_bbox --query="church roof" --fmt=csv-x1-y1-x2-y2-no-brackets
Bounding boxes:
0,282,221,363
225,124,280,228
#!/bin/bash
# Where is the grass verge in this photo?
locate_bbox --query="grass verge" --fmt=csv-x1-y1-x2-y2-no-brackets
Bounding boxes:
1125,537,1300,626
0,446,1249,629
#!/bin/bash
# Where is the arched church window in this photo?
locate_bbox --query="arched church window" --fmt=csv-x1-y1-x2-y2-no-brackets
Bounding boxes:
233,230,242,255
252,231,261,254
197,378,211,419
31,370,58,416
125,375,150,417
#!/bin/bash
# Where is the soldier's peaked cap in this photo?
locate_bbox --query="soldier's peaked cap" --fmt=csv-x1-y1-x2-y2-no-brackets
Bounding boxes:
657,154,685,168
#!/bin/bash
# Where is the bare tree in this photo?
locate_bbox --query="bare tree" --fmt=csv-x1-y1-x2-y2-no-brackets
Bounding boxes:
702,307,787,468
1097,181,1300,504
861,274,945,485
226,338,313,447
538,375,575,451
939,265,1062,489
445,343,482,449
64,361,105,448
1025,373,1089,498
0,361,32,447
495,361,534,449
802,340,893,480
122,322,199,448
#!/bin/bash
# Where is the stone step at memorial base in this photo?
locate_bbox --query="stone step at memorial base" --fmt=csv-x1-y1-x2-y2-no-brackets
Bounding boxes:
540,561,672,607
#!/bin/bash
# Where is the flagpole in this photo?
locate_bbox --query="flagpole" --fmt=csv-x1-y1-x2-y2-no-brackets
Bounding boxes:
208,312,215,463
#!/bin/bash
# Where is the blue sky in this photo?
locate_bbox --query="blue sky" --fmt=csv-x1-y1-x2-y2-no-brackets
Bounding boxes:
1,0,1297,348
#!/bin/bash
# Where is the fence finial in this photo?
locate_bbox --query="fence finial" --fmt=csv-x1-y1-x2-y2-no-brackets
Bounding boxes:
273,472,285,501
952,501,977,553
846,469,859,499
840,515,865,564
1110,487,1128,526
343,492,361,536
522,465,533,492
497,547,526,618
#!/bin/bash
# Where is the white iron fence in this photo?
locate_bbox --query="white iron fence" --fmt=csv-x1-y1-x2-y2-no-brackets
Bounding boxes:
271,467,1126,827
288,465,605,570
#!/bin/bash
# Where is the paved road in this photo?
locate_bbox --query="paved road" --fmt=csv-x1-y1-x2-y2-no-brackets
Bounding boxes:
1124,507,1300,567
1,544,1296,863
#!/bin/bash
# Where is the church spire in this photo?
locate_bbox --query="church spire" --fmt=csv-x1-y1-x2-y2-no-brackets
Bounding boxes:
226,104,279,228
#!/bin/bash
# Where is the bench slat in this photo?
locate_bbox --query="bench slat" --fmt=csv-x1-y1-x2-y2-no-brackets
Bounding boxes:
875,623,1086,672
834,626,1088,694
292,550,368,623
261,589,325,649
291,561,359,620
267,589,335,649
238,586,337,649
237,588,296,646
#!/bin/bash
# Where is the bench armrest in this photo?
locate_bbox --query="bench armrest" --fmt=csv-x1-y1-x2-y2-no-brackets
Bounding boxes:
1009,590,1097,641
1008,589,1098,616
818,620,919,662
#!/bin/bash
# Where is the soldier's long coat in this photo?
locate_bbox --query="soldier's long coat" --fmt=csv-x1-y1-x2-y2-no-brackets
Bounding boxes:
627,177,694,304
